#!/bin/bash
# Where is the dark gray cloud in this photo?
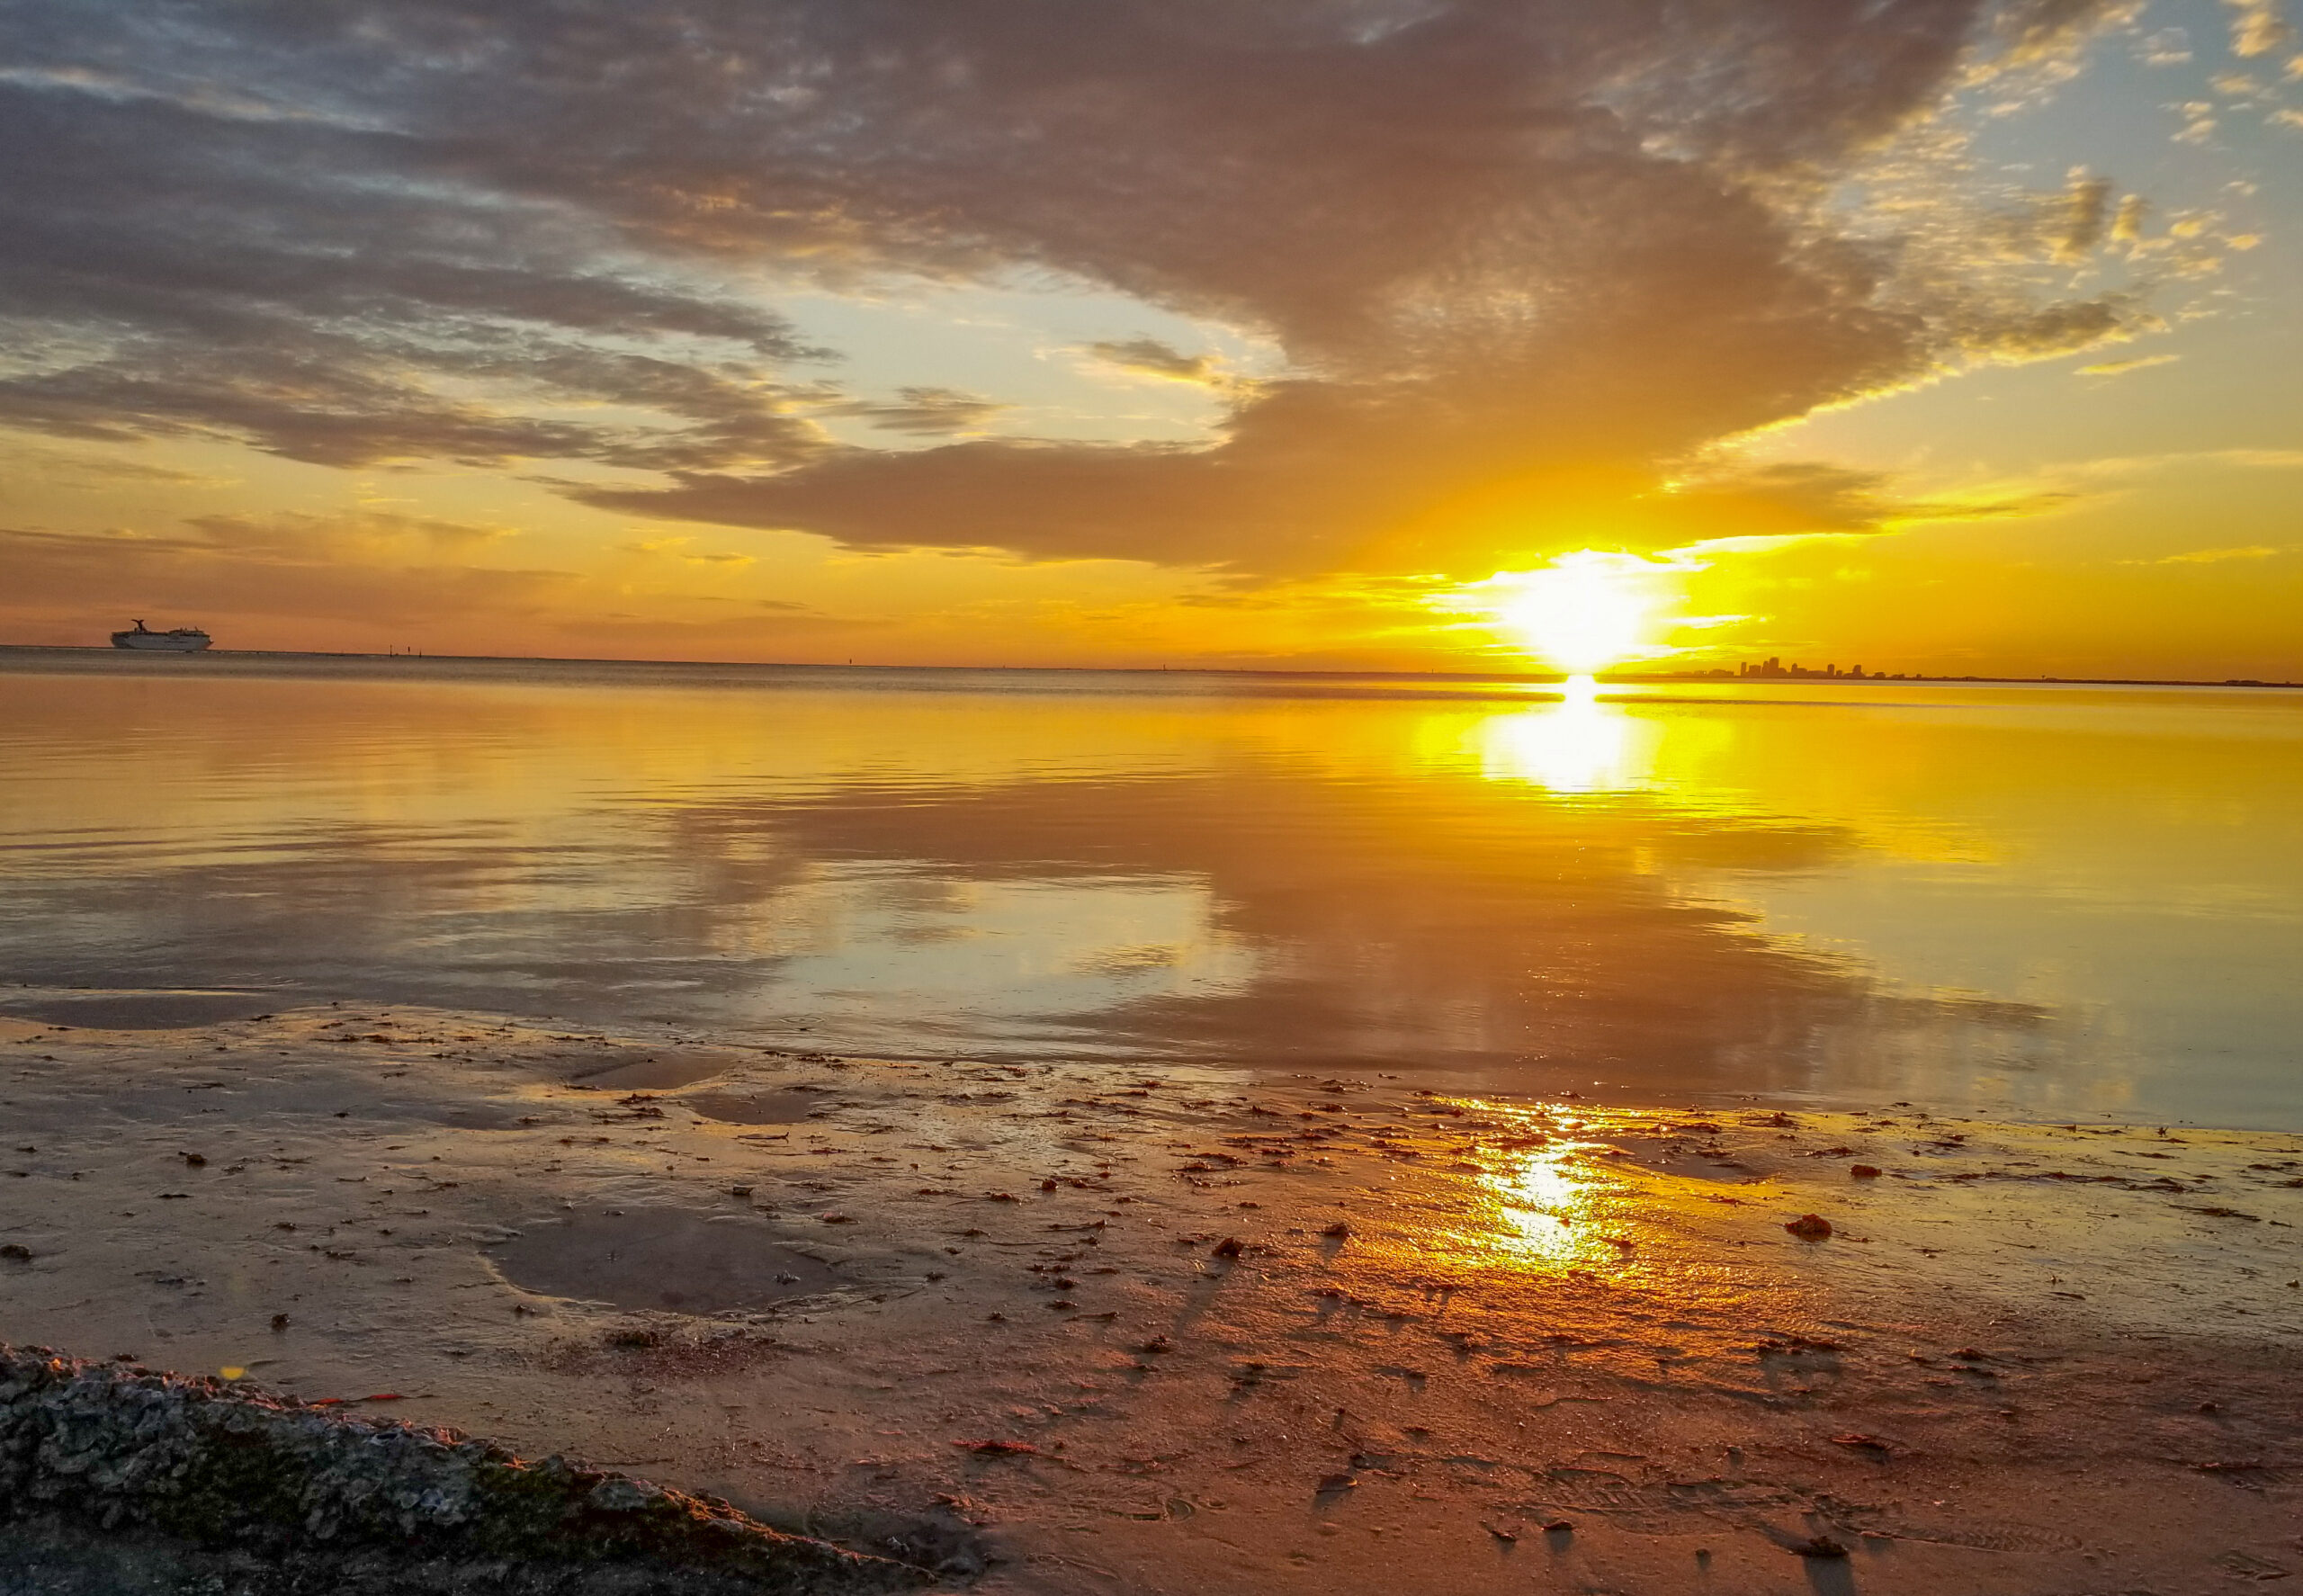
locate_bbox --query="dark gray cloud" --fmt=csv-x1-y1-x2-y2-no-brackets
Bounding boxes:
0,0,2151,574
2057,175,2118,261
829,387,1012,436
0,43,824,471
1086,338,1227,383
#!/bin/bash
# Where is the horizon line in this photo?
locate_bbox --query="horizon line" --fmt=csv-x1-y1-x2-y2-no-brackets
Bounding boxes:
2,641,2297,691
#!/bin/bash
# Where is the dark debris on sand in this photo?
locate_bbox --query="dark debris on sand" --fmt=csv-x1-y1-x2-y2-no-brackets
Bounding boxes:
0,1343,972,1594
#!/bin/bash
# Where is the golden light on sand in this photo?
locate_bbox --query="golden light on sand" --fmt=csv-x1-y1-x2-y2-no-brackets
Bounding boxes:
1491,1140,1601,1265
1421,1103,1630,1272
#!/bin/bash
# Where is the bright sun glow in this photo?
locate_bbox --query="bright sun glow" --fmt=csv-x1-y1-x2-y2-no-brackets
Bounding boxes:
1472,550,1668,673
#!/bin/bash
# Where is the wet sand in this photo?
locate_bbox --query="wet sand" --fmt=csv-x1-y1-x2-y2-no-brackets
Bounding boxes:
4,1003,2301,1592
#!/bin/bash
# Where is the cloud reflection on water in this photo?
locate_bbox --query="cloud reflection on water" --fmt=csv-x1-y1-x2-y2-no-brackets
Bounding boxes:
2,660,2297,1122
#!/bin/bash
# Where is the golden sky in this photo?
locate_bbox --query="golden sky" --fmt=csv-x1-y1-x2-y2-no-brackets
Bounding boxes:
2,0,2298,677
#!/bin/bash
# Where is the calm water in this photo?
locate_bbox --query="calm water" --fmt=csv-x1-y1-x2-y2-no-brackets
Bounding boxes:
4,651,2299,1127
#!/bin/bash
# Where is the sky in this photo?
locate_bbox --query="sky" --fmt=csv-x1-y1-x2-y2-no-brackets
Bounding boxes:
2,0,2299,677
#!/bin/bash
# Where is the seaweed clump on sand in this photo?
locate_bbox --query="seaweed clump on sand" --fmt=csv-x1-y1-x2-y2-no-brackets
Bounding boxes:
0,1343,951,1593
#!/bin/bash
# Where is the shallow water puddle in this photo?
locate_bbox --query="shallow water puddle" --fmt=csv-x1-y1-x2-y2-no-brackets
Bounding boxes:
0,986,282,1030
681,1088,832,1125
563,1051,745,1091
487,1206,847,1313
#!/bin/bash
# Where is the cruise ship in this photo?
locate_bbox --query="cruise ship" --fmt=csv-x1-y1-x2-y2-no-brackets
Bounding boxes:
111,619,213,652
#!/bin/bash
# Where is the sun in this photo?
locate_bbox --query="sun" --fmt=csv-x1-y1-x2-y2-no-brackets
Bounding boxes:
1472,551,1663,674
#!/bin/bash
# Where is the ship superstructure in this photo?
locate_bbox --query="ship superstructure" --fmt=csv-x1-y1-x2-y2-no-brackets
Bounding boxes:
111,620,213,652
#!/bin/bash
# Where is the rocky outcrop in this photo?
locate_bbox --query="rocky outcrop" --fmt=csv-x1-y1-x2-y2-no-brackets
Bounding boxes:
0,1345,941,1594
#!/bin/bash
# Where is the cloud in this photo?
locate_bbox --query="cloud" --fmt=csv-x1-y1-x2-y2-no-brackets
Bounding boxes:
2173,103,2220,142
1955,294,2155,361
2054,174,2115,260
0,0,2187,583
2225,0,2293,58
2129,543,2287,564
0,515,848,658
828,386,1012,436
1085,338,1226,384
2057,446,2303,479
1663,461,2076,542
617,534,758,566
2137,27,2194,65
185,509,520,554
0,53,829,472
4,438,229,486
0,522,579,631
2077,353,2178,375
1994,0,2146,61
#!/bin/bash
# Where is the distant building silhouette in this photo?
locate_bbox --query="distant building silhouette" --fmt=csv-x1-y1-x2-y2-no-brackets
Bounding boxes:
1736,658,1870,680
1617,659,1924,682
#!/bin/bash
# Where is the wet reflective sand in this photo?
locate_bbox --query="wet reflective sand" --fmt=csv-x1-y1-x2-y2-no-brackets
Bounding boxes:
3,1003,2299,1594
2,651,2298,1125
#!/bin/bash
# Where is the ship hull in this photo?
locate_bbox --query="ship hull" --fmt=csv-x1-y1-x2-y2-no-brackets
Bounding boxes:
112,632,212,651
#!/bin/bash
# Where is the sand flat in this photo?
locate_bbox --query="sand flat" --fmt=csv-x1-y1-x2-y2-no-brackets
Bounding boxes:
3,1005,2300,1592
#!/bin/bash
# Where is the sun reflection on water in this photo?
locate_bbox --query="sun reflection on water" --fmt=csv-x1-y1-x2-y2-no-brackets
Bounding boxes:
1412,1101,1634,1272
1477,686,1654,794
1492,1137,1603,1264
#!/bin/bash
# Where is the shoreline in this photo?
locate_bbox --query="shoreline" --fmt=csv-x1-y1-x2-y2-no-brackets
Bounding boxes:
1,980,2280,1138
3,643,2296,693
4,1004,2301,1591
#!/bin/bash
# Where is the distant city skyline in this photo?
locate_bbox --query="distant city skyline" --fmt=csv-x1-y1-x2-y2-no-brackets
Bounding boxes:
1734,658,1871,681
